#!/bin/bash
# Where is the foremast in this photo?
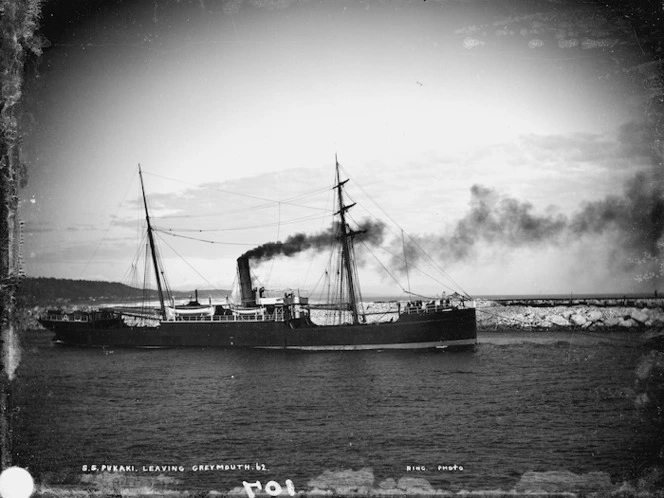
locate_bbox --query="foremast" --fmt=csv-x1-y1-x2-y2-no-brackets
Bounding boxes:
334,157,365,325
138,164,166,317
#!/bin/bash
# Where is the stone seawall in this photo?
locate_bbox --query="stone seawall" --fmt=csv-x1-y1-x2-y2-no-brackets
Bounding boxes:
477,303,664,330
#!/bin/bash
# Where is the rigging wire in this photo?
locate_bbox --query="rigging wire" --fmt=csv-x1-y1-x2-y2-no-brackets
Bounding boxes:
142,169,331,215
339,163,471,298
154,232,221,293
144,170,280,203
229,274,238,304
334,245,344,324
154,235,173,304
307,253,332,301
280,185,335,203
301,183,336,295
356,240,407,295
344,208,460,295
122,231,149,288
153,229,259,246
159,202,329,221
157,211,328,233
142,242,150,311
402,229,411,295
79,169,139,279
401,231,472,298
160,199,329,220
138,161,471,306
264,201,280,288
371,209,469,296
140,174,173,305
348,238,365,322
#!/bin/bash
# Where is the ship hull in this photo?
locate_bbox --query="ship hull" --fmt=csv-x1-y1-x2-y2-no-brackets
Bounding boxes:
39,308,476,350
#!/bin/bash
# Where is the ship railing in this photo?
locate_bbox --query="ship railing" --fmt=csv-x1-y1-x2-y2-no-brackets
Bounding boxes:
404,302,455,314
168,310,285,322
45,313,91,322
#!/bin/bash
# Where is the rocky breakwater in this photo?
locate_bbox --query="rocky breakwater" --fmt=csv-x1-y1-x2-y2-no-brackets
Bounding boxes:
477,302,664,331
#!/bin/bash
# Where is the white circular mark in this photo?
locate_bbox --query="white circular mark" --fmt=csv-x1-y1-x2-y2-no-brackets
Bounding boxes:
558,39,579,49
463,37,484,49
0,467,35,498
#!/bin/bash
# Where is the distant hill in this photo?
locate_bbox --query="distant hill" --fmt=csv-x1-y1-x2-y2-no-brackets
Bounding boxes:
16,277,232,306
16,277,150,306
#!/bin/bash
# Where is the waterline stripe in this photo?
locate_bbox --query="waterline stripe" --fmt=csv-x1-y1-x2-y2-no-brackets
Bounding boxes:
258,339,477,351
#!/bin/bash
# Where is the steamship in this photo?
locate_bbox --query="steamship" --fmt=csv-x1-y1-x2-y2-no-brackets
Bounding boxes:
38,161,477,350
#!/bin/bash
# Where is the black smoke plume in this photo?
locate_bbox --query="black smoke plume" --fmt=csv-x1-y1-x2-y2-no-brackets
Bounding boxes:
242,219,386,262
571,172,664,258
398,120,664,286
443,185,568,261
436,172,663,264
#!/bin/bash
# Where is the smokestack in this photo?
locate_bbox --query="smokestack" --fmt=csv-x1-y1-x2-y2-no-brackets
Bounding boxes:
237,256,255,306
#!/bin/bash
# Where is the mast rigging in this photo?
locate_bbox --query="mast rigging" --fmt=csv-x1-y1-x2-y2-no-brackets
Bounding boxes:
139,164,166,316
334,156,363,325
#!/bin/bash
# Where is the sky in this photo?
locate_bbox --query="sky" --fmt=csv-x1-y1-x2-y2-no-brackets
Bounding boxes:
18,0,664,298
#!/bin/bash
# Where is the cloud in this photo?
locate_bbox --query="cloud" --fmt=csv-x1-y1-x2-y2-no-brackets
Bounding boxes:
471,127,652,176
518,133,616,164
454,5,631,55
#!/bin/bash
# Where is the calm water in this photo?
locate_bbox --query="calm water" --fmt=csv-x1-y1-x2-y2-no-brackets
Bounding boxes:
12,328,654,494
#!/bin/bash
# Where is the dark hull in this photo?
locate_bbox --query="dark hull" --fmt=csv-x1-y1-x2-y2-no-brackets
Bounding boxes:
39,308,476,350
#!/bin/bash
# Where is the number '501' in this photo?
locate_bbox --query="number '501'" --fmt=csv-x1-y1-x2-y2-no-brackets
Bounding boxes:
242,480,295,497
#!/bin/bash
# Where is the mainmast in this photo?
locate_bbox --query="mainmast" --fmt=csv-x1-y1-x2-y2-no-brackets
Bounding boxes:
334,156,364,325
138,164,166,316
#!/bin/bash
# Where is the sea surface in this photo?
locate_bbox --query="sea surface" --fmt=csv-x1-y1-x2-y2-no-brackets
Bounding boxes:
12,327,657,494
